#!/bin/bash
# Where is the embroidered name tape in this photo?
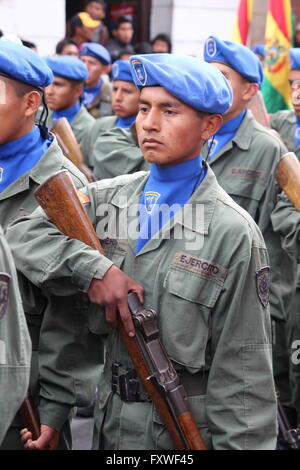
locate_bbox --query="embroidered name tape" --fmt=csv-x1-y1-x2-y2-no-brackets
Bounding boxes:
172,251,228,284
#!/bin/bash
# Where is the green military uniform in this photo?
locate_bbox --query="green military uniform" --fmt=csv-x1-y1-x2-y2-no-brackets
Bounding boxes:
0,138,102,449
86,80,113,119
92,125,150,180
271,110,300,160
7,167,277,449
46,103,95,147
82,115,117,168
0,225,31,445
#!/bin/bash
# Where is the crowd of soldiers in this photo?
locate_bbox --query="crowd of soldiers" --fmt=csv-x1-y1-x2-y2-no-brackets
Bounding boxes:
1,3,300,451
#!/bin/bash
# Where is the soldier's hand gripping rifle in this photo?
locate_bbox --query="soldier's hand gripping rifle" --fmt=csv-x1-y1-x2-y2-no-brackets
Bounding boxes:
51,117,96,184
34,169,207,451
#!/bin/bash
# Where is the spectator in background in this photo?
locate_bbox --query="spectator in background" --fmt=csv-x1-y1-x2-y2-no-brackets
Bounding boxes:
84,0,109,46
107,17,134,62
295,23,300,48
80,42,112,118
56,38,79,57
151,33,172,53
69,12,100,47
134,42,152,55
21,40,37,52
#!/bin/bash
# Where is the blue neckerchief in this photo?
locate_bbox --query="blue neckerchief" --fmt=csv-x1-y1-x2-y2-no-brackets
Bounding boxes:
0,125,52,192
83,79,103,106
53,100,81,123
295,116,300,148
116,115,136,129
136,155,206,255
207,109,246,160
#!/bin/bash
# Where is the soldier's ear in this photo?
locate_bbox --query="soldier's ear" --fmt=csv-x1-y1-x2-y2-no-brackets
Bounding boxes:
243,82,259,102
200,114,223,141
24,90,41,117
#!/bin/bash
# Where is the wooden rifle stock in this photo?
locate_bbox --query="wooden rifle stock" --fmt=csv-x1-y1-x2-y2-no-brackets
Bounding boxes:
51,118,96,184
19,395,40,441
247,91,271,128
275,152,300,211
34,170,207,451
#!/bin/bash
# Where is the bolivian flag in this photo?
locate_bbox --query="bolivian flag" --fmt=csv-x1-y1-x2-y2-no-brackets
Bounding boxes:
262,0,292,112
231,0,254,45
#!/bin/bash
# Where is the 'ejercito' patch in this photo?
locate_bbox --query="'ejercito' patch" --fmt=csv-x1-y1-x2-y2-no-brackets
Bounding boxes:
172,251,228,284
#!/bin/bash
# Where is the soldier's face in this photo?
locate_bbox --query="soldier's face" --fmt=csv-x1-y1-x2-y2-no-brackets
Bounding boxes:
80,55,104,87
45,77,82,111
210,62,251,121
289,70,300,115
135,86,222,167
0,77,32,144
112,80,140,118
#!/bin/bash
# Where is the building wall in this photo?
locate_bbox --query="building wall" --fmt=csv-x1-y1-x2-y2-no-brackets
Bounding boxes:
170,0,240,56
150,0,173,40
0,0,66,56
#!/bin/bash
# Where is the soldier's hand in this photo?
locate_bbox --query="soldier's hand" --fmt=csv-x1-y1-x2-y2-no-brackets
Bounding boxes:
88,265,144,337
20,425,59,450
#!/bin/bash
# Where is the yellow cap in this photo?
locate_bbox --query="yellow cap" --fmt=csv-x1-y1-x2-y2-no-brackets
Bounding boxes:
78,12,100,29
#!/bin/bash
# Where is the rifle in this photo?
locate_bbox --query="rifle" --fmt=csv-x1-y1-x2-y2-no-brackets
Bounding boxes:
276,387,300,449
34,169,207,451
275,152,300,211
51,118,96,184
19,395,40,441
247,91,271,128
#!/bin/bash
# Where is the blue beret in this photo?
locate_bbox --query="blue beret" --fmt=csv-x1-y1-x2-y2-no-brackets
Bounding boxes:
0,41,53,88
79,42,111,66
204,36,264,86
112,60,134,82
45,56,88,81
252,44,265,58
290,48,300,70
129,54,232,114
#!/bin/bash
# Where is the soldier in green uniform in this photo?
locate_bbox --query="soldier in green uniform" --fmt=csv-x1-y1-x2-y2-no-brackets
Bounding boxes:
44,55,95,146
0,224,31,445
80,42,112,118
203,36,297,439
82,59,140,167
8,53,277,450
0,41,101,450
271,48,300,160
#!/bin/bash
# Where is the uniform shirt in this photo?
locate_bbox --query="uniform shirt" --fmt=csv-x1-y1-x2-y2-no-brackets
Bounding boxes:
6,167,277,450
207,110,246,160
295,116,300,148
0,126,51,192
136,156,206,254
84,80,103,106
53,100,81,124
0,225,31,445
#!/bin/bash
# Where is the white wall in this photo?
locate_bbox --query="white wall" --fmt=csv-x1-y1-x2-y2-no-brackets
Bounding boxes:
150,0,173,40
170,0,240,56
0,0,66,56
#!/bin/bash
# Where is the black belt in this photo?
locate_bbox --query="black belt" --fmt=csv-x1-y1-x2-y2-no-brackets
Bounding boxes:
103,356,208,403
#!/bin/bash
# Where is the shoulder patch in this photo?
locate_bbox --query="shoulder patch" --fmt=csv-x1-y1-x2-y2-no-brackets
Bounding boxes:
256,267,270,308
0,273,11,320
172,251,228,284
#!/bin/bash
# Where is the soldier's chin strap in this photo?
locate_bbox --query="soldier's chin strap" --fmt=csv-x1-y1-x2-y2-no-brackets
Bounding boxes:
38,91,52,140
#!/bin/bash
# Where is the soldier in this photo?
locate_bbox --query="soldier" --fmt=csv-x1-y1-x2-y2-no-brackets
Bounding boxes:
271,48,300,160
203,36,297,439
8,53,277,450
80,42,112,118
82,59,140,168
0,41,101,450
0,224,31,445
44,55,95,146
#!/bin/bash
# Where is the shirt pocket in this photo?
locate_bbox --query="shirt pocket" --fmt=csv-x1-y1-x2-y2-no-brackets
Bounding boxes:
152,395,212,450
221,174,266,219
161,267,223,370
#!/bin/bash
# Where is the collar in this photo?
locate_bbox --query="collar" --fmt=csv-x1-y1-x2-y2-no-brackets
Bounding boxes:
85,79,103,94
149,155,203,182
217,109,246,136
53,100,81,123
116,115,136,129
0,136,64,200
110,163,219,236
